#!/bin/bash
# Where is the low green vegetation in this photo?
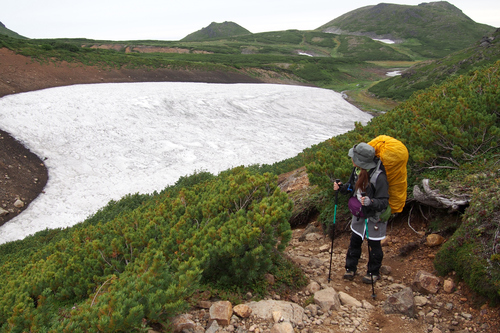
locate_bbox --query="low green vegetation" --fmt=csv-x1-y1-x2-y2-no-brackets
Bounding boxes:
0,167,300,331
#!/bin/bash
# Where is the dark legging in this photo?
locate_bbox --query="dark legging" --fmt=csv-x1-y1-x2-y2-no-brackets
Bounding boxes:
345,232,383,275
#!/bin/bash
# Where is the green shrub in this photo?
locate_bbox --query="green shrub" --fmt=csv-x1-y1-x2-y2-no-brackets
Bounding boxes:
0,167,293,331
434,174,500,303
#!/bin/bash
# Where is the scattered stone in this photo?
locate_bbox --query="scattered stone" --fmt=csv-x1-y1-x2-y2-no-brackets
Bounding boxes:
205,319,219,333
209,301,232,326
443,278,455,293
233,304,252,318
319,244,330,253
338,292,362,308
306,281,321,294
0,207,8,216
313,287,341,312
298,223,320,241
270,322,293,333
414,295,428,307
426,234,445,247
14,199,24,208
412,270,440,294
198,300,212,309
380,265,392,275
265,273,275,285
171,314,196,333
246,300,304,326
383,287,416,318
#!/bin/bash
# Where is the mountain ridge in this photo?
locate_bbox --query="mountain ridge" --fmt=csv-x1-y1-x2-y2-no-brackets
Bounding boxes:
317,1,495,58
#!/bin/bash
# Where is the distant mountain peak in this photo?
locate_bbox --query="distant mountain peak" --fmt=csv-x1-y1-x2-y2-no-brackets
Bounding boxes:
317,1,494,57
181,21,251,41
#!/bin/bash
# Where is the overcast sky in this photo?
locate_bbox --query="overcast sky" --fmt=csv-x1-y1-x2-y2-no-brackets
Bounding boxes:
2,0,499,41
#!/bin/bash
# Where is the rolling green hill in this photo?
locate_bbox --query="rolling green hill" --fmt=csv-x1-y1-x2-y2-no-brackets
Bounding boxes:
317,1,495,58
181,21,251,41
0,21,27,39
368,28,500,100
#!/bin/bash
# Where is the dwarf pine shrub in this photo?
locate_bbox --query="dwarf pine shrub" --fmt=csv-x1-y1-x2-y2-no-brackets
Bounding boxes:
0,167,293,331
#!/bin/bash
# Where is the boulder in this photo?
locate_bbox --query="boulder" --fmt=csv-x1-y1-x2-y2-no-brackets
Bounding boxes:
443,278,455,293
425,234,445,247
313,287,341,311
171,314,196,333
338,292,362,308
306,281,321,294
383,287,416,318
246,300,304,325
412,270,440,294
209,301,232,326
233,304,252,318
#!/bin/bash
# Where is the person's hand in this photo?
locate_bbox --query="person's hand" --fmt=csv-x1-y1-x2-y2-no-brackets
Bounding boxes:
334,181,342,191
361,196,372,206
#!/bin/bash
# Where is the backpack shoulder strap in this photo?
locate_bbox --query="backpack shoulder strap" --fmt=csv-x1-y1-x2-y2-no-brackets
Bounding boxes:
369,159,383,187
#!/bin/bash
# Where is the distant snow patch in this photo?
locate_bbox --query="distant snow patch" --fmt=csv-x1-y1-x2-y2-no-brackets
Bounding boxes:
386,70,402,77
373,38,395,44
298,52,313,57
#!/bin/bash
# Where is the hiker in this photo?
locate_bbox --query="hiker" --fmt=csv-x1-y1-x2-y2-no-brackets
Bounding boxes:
334,142,389,284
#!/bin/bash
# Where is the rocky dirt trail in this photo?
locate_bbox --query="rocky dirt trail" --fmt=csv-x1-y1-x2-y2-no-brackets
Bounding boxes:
174,170,499,333
177,216,498,333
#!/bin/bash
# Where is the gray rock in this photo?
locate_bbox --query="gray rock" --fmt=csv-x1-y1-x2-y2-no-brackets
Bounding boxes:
313,287,341,312
412,271,440,295
383,287,416,318
338,292,362,308
246,300,304,325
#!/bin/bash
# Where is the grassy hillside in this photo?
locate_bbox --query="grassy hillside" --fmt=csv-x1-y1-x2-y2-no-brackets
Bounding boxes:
368,29,500,100
0,22,27,39
318,1,495,58
0,32,394,95
181,21,251,41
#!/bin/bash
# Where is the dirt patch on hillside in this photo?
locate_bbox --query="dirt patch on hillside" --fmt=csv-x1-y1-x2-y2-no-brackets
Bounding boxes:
0,48,269,98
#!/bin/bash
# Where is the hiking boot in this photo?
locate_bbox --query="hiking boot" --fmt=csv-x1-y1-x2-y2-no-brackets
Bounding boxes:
343,270,355,281
362,274,380,284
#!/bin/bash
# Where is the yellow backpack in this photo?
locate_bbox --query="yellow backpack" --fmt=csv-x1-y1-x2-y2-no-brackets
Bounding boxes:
368,135,409,213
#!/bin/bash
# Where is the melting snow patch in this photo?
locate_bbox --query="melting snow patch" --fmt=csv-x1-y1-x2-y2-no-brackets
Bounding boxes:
373,38,395,44
386,70,402,77
0,82,372,244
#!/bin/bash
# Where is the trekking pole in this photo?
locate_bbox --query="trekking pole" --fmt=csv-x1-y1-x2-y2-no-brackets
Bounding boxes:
328,179,340,283
362,191,376,299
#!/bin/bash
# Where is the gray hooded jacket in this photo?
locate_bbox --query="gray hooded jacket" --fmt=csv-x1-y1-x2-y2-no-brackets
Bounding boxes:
340,160,389,240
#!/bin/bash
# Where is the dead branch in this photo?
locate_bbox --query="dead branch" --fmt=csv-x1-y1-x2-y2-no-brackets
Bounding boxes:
413,179,470,212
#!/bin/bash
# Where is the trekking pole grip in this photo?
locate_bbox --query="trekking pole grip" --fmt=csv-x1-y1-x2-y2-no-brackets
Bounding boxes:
334,179,340,204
